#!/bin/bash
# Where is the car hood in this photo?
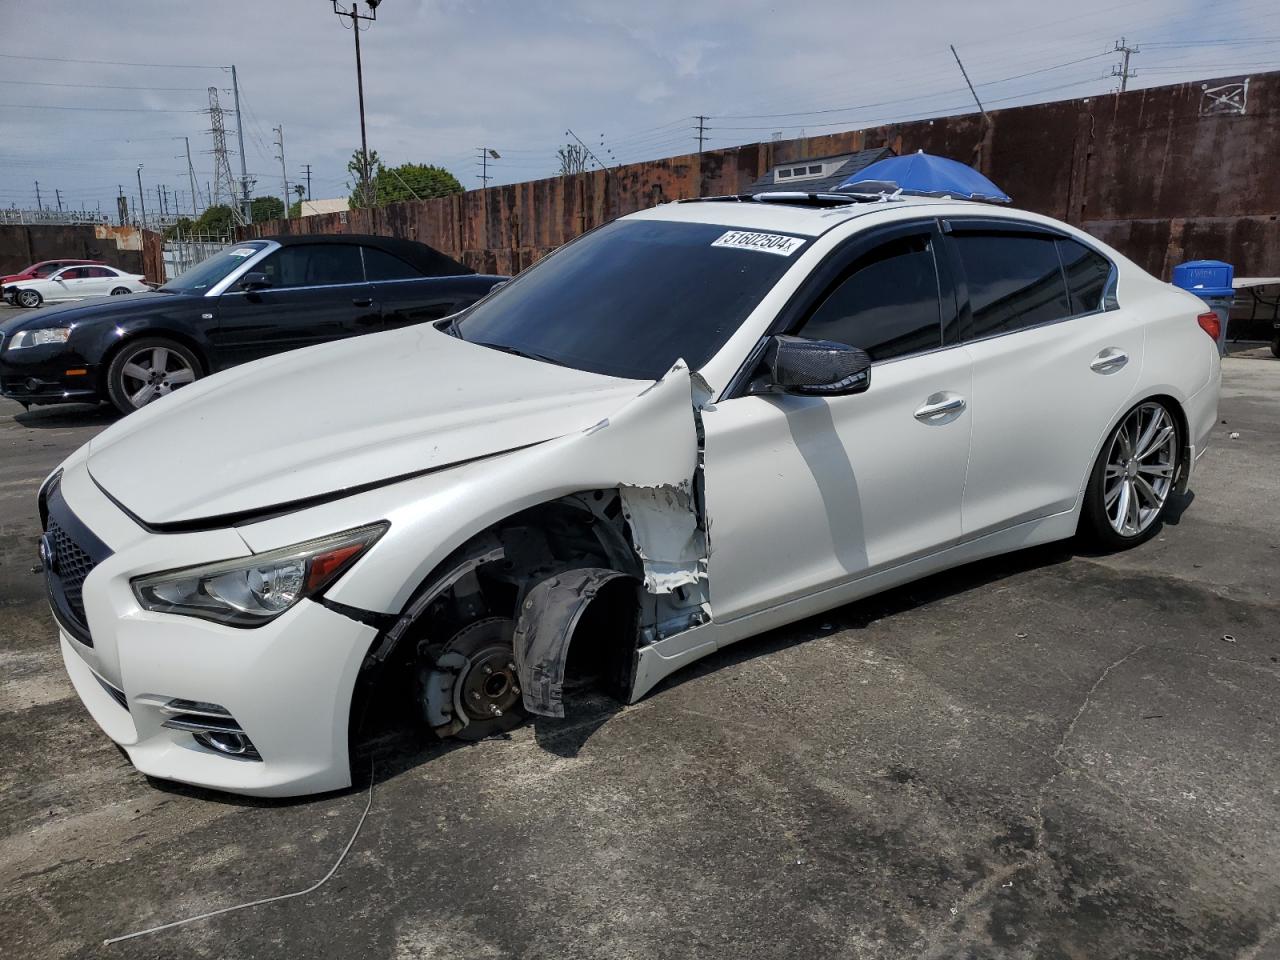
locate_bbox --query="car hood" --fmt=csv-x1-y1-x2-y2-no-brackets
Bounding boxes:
0,290,172,334
86,324,644,527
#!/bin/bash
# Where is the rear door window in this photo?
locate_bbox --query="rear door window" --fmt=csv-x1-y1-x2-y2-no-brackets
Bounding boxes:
362,246,421,281
953,232,1071,340
257,244,365,288
1057,238,1114,314
793,233,943,361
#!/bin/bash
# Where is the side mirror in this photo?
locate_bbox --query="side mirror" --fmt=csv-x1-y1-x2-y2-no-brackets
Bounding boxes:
764,335,872,396
238,271,271,292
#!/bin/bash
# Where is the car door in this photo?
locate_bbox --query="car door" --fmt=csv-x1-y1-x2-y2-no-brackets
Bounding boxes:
212,242,379,366
941,220,1144,537
361,244,473,329
81,266,116,296
47,267,87,300
701,220,974,621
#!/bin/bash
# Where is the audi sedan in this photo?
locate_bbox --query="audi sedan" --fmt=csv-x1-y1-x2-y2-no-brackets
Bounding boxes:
38,193,1220,796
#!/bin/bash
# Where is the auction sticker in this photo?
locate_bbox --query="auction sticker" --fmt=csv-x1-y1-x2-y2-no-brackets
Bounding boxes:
711,230,805,256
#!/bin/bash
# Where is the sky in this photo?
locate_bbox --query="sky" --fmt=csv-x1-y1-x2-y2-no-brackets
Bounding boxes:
2,0,1278,220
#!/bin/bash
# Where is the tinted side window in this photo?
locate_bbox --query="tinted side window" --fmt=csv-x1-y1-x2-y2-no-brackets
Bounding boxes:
1058,238,1113,314
362,246,420,281
60,268,88,279
34,264,60,276
86,267,115,278
795,234,942,361
954,233,1070,339
257,244,365,288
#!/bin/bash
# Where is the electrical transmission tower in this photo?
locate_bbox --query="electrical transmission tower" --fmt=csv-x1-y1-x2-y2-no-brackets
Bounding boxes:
206,87,245,224
1112,37,1139,93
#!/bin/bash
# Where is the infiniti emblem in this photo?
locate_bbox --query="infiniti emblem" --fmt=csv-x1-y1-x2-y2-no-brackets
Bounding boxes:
39,533,57,574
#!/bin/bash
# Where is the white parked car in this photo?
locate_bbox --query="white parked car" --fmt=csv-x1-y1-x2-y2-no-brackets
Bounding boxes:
12,264,148,307
40,194,1221,796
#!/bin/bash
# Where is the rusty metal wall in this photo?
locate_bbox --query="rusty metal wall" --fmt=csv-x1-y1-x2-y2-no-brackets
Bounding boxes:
0,224,166,283
242,71,1280,281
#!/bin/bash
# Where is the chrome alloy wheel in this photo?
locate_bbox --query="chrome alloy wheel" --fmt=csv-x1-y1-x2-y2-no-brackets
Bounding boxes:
119,344,196,408
1104,402,1178,537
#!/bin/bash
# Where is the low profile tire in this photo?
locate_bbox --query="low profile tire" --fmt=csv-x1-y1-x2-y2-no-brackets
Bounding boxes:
16,289,41,308
105,337,202,414
110,286,131,296
1080,399,1182,550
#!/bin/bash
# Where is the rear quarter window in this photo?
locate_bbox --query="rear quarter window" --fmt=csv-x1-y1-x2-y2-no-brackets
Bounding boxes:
1057,238,1115,314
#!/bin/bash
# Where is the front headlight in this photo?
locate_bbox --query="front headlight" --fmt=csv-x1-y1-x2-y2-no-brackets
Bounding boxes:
132,523,387,627
8,327,71,349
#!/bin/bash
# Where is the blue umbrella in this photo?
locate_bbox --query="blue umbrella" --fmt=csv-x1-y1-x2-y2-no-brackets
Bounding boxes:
835,150,1011,203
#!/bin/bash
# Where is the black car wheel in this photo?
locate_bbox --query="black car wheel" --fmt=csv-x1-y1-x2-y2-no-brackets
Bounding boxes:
1271,335,1280,359
110,286,131,296
1080,399,1182,550
106,338,203,414
16,289,41,308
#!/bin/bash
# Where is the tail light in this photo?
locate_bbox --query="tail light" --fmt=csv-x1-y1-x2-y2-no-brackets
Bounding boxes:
1197,311,1221,342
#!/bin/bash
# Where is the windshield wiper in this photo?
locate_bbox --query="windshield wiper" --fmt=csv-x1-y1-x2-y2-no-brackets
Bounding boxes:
473,341,568,367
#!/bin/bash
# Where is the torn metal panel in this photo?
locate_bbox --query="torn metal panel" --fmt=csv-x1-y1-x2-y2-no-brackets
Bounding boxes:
618,483,703,593
513,568,634,717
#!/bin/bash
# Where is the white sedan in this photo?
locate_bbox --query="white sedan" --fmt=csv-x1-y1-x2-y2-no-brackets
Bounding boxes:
40,193,1220,796
11,264,148,307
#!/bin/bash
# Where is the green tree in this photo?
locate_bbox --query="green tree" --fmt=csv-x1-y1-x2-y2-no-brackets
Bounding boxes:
288,199,303,218
192,204,236,238
249,195,285,223
346,148,463,208
163,216,195,240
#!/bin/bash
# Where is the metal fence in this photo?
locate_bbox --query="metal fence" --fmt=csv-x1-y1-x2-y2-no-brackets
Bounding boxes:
0,207,111,227
162,233,230,280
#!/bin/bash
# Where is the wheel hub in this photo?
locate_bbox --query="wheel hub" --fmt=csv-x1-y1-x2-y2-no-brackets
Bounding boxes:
456,644,521,721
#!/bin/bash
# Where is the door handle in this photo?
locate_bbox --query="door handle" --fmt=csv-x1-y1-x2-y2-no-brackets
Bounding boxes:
1090,348,1128,373
352,297,374,307
914,393,967,421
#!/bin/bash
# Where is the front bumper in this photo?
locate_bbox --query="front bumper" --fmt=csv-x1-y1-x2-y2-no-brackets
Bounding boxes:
50,459,378,797
0,341,101,405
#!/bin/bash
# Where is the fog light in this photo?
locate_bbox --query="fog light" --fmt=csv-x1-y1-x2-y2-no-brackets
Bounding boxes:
194,730,258,757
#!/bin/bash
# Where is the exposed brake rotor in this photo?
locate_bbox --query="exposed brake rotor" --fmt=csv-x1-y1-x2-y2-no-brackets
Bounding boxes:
420,617,524,740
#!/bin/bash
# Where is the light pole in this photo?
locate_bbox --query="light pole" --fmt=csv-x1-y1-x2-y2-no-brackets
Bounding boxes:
332,0,380,207
136,164,147,229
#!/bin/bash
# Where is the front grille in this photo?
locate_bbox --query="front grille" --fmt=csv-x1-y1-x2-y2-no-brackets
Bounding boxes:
42,477,112,647
47,518,96,624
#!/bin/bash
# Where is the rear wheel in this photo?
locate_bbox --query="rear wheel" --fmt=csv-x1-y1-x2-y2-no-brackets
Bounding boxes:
105,337,202,414
110,286,131,296
1081,400,1181,550
16,289,41,308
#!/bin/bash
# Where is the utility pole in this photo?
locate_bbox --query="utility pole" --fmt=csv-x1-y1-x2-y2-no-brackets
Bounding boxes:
117,185,126,226
54,188,63,213
1112,37,1139,92
302,163,312,200
477,146,495,189
180,135,200,217
230,65,252,223
156,185,164,223
34,180,42,211
694,115,709,198
332,2,379,207
136,165,146,228
273,125,290,213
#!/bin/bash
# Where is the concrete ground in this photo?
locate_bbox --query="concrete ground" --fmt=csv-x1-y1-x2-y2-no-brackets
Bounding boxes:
1,337,1278,960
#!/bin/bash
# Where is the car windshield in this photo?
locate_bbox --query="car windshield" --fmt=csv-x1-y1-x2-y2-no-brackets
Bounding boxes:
159,242,267,294
454,219,809,380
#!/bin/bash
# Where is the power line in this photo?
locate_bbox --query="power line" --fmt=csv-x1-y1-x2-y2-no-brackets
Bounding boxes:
0,51,221,68
0,79,211,92
0,103,201,113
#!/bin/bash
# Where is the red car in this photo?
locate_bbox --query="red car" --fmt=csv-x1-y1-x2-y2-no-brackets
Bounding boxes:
2,259,103,302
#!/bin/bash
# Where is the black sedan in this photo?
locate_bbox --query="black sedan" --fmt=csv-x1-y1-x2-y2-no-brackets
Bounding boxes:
0,234,504,413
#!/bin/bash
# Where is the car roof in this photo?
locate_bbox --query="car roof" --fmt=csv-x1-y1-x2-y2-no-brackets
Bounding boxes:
255,232,473,277
627,194,1018,237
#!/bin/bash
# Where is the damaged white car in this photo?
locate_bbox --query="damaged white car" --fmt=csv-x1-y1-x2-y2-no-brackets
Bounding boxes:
42,194,1221,796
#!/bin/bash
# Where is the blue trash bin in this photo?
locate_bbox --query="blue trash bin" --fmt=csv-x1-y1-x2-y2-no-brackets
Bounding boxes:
1172,260,1235,356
